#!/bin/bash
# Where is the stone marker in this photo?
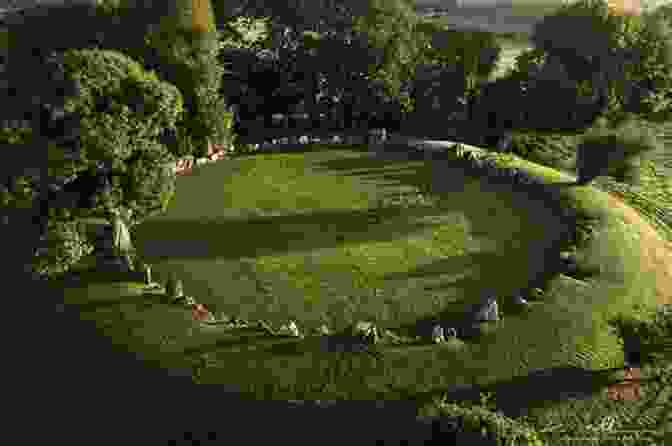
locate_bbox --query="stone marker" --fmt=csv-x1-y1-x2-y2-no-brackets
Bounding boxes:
165,275,184,300
512,295,530,306
353,321,379,345
432,325,445,344
474,297,500,322
278,320,301,337
317,324,332,336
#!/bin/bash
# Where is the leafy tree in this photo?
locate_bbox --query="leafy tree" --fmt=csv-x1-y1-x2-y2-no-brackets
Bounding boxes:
214,0,429,131
2,47,184,278
530,0,672,122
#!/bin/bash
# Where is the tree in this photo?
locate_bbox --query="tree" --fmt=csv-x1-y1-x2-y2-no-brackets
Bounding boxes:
214,0,430,129
2,45,184,278
530,0,672,122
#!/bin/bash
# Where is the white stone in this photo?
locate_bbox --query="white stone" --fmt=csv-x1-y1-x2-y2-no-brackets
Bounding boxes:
353,321,379,344
512,295,529,306
474,297,499,322
432,325,446,344
278,320,301,337
317,324,332,336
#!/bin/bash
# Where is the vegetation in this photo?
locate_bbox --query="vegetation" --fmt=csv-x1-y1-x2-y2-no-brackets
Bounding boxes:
2,47,184,278
529,0,672,123
3,0,671,444
575,118,663,185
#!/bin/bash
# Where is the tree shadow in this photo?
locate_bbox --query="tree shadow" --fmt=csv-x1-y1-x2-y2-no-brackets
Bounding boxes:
133,206,452,263
404,365,627,421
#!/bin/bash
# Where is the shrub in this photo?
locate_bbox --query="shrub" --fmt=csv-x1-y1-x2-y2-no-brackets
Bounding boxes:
119,138,178,223
30,218,95,279
506,46,548,85
499,131,581,171
575,118,661,185
607,303,672,367
416,392,547,446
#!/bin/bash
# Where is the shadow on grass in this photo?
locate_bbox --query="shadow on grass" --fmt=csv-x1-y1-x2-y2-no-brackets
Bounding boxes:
403,365,626,421
133,206,451,263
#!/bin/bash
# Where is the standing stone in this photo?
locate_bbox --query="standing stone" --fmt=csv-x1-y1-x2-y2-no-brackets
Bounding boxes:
166,275,184,300
279,320,301,337
432,325,446,344
109,207,135,270
474,297,499,322
512,295,530,307
317,324,332,336
353,321,379,345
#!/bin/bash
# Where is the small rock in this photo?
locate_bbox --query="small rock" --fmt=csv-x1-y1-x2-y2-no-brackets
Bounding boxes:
473,297,500,322
278,320,301,337
512,295,530,306
353,321,379,345
317,324,332,336
432,325,445,344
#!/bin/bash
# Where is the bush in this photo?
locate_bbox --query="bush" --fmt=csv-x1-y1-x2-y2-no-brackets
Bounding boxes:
575,118,661,185
416,392,547,446
119,138,177,223
499,131,581,171
607,303,672,367
30,218,95,279
522,77,609,131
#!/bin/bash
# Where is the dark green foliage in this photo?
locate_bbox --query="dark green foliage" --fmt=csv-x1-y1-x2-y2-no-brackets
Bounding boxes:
2,47,183,278
497,131,581,172
30,217,95,279
52,49,183,164
142,23,233,158
469,75,529,137
617,13,672,121
575,118,662,185
119,139,177,223
522,77,609,131
608,303,672,368
3,1,235,160
416,392,547,446
529,0,672,124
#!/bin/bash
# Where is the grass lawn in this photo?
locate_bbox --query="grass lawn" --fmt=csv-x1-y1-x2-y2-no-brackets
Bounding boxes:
48,17,672,444
58,136,672,442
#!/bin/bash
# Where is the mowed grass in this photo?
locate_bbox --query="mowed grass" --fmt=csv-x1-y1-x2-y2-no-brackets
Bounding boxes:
59,141,665,423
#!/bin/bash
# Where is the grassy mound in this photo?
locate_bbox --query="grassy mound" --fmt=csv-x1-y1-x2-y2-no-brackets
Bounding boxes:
58,142,670,426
